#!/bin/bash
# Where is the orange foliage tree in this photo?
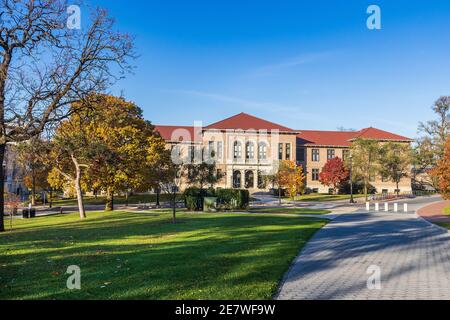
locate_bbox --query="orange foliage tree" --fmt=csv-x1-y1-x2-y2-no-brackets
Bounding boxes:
278,160,306,199
431,135,450,199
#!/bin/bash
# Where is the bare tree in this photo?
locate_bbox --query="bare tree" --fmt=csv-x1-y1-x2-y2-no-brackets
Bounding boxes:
0,0,134,231
418,96,450,160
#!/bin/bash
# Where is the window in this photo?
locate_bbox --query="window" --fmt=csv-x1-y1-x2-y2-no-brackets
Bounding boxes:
286,143,291,160
208,141,215,160
297,147,305,162
245,171,255,189
312,169,320,181
246,142,255,160
278,143,283,160
217,141,223,160
189,145,195,163
327,149,335,160
257,171,266,189
233,141,242,159
312,149,320,162
233,171,241,189
342,150,350,162
258,142,267,160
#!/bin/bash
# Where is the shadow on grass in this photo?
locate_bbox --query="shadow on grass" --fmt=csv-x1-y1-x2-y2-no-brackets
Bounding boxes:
0,211,326,300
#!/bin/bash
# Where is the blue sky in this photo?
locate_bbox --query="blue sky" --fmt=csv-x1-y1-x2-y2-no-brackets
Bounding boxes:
88,0,450,138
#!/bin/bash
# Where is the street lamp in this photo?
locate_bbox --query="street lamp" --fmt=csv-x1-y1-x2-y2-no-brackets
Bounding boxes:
349,154,356,204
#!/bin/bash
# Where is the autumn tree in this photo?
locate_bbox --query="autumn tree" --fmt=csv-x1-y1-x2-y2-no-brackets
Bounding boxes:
82,94,159,212
431,135,450,199
15,137,50,206
0,0,134,231
49,108,97,219
350,138,380,201
379,142,412,196
319,157,349,194
278,160,306,200
185,149,223,190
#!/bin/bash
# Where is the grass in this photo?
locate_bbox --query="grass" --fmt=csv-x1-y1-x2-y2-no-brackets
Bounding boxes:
247,207,331,215
436,222,450,230
292,194,367,202
0,210,326,300
443,205,450,216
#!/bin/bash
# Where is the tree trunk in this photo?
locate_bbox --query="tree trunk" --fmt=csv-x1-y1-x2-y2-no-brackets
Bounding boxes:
125,190,129,207
278,187,282,206
74,165,86,219
105,188,114,211
364,180,368,202
31,170,36,206
156,188,160,207
0,143,5,232
172,193,177,224
71,155,86,219
49,188,53,209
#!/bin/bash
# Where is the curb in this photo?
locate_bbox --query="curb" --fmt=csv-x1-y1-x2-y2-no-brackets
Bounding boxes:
414,212,450,234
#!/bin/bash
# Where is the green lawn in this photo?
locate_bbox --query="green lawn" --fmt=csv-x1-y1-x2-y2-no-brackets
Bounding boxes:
247,207,331,215
443,205,450,216
0,210,326,300
292,194,366,202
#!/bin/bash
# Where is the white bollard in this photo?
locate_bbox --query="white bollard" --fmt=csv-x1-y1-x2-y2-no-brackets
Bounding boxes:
404,203,408,213
394,203,398,212
375,203,379,211
366,202,370,211
385,203,389,212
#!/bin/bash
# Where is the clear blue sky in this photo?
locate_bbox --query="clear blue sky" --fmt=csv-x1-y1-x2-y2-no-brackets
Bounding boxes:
88,0,450,138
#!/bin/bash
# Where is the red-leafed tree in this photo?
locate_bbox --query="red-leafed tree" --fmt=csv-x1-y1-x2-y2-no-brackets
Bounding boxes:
319,157,350,194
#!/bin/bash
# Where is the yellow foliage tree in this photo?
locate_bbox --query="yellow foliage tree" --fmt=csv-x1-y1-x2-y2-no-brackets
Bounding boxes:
278,160,306,200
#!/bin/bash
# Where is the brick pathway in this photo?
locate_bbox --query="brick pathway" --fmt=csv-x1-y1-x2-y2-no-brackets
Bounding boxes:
277,212,450,300
417,200,450,222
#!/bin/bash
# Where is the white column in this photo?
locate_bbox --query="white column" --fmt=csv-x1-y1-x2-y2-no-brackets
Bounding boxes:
375,203,379,211
394,203,398,212
404,203,408,213
366,202,370,211
385,203,389,212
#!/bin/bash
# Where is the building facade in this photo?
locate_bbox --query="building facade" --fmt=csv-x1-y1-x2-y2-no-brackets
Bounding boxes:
156,113,413,194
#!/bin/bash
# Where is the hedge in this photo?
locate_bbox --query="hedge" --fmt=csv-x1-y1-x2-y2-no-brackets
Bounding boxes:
183,188,250,211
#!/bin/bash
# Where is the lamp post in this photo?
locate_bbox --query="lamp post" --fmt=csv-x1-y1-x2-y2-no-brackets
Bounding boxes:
349,154,355,204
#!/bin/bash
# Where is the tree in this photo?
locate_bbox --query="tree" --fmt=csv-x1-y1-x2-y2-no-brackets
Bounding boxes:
16,137,50,206
418,96,450,161
49,108,97,219
0,0,134,231
431,135,450,199
412,137,439,189
81,94,158,211
379,142,412,196
319,157,349,194
278,160,306,200
350,138,380,201
185,152,223,190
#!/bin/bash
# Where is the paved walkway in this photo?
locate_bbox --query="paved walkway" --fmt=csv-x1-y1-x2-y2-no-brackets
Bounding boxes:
417,200,450,223
277,211,450,300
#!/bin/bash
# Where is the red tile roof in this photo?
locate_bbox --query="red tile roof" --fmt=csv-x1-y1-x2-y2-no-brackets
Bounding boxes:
205,112,296,132
352,127,414,142
154,125,202,143
297,127,413,147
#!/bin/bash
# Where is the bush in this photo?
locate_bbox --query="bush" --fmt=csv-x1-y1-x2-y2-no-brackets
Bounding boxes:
184,188,216,211
216,189,250,210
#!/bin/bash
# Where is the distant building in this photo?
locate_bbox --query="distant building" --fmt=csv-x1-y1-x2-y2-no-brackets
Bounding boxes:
3,144,27,199
156,112,414,194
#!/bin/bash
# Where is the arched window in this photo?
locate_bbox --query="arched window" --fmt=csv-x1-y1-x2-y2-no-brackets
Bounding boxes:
245,171,255,189
258,142,267,160
233,141,242,159
233,171,242,189
246,142,255,160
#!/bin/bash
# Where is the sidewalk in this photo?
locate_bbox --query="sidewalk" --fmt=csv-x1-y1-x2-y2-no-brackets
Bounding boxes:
417,200,450,223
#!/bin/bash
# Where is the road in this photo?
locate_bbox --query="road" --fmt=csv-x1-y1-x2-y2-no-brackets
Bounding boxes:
277,196,450,300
